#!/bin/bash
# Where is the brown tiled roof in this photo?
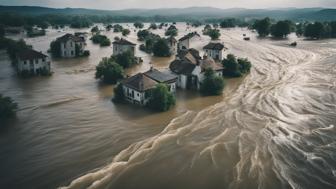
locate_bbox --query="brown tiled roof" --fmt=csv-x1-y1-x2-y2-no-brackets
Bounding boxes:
144,68,177,83
200,58,223,72
17,49,48,60
112,38,136,46
178,32,200,42
203,42,225,50
169,59,196,75
177,48,201,60
56,33,84,42
122,73,157,92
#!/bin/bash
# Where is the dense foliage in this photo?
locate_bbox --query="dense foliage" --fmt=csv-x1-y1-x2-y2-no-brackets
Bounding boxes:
152,38,171,57
91,25,99,33
149,23,157,30
113,51,136,68
222,54,252,77
165,27,178,37
95,57,124,84
90,34,111,46
200,68,225,96
204,28,221,40
0,38,31,61
147,84,175,112
113,24,123,32
0,94,18,123
49,40,61,57
122,29,130,36
270,20,293,38
134,22,144,29
252,17,272,37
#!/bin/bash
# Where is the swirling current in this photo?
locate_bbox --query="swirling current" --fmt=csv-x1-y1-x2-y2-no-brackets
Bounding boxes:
60,30,336,189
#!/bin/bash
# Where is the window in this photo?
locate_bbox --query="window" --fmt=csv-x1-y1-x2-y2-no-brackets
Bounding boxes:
71,51,74,55
42,58,45,62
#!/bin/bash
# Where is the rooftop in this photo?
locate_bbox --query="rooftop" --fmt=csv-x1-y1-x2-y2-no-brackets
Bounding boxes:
200,57,223,72
112,38,136,46
144,68,177,83
17,49,48,60
178,32,200,42
203,42,225,50
122,73,157,92
56,33,85,42
169,59,196,75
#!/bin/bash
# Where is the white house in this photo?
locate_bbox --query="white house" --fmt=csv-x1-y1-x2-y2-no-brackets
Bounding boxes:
112,38,136,56
56,34,86,58
16,49,51,75
121,68,177,106
203,42,226,61
169,49,223,90
177,32,200,51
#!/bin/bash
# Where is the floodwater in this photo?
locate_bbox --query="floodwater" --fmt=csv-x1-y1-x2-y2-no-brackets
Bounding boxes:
1,23,336,189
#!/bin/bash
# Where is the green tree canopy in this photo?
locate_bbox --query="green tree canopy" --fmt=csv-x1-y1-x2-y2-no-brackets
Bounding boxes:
200,68,225,96
134,22,144,29
271,20,292,38
165,28,178,37
149,23,158,30
147,84,175,112
90,34,111,46
152,38,171,57
113,24,123,32
222,54,252,77
114,51,136,68
95,58,124,84
253,17,271,37
205,29,221,40
304,22,325,39
122,28,130,36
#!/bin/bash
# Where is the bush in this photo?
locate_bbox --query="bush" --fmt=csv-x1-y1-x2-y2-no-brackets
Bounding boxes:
237,58,252,74
304,22,325,39
204,28,221,40
83,50,90,56
134,22,144,29
90,34,111,46
112,83,124,103
152,38,171,57
137,30,150,41
91,26,99,33
270,20,292,38
147,84,175,112
149,23,157,30
0,94,18,122
200,69,225,96
122,29,130,36
95,58,124,84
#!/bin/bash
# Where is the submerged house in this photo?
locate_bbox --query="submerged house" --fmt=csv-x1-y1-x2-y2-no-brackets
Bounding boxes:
177,32,201,50
56,34,86,58
112,38,136,56
203,42,226,61
167,36,177,54
121,68,177,106
169,48,223,90
16,49,51,75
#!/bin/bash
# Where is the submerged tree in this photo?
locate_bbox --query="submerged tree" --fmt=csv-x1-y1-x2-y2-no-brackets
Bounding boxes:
95,58,124,84
152,38,171,57
253,17,271,37
270,20,292,38
200,68,225,96
147,84,175,112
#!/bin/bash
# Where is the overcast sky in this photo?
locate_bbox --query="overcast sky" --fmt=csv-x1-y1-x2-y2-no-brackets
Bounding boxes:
1,0,336,10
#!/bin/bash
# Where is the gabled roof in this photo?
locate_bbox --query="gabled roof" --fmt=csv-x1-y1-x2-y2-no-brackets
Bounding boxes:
200,57,223,72
178,32,200,42
17,49,48,60
112,38,136,46
203,42,225,50
177,48,201,60
144,68,177,83
122,73,157,92
56,33,84,43
169,59,196,75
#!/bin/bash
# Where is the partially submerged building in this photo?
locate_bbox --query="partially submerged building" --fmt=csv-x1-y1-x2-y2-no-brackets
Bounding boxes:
203,42,226,61
177,32,200,50
121,68,177,106
16,49,51,75
169,49,223,90
56,34,86,58
112,38,136,56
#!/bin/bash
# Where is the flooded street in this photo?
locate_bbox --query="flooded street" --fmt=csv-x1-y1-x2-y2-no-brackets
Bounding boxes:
1,24,336,189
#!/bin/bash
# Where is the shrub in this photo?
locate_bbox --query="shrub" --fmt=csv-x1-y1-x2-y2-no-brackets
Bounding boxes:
222,54,252,77
114,51,136,68
113,24,123,32
165,29,178,37
149,23,157,30
134,22,144,29
90,34,111,46
200,68,225,96
147,84,175,112
0,94,18,122
95,58,124,84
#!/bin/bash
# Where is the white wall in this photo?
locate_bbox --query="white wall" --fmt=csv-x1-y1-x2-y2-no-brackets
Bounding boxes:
60,40,85,58
205,49,224,61
17,57,51,74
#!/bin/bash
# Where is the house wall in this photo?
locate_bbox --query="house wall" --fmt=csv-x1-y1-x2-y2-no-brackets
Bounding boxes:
113,44,135,55
122,86,150,106
60,40,85,58
178,39,189,50
17,57,51,75
204,49,224,61
176,74,187,89
168,41,177,54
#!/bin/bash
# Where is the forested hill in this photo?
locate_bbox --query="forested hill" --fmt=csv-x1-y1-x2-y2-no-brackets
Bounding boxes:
0,5,336,21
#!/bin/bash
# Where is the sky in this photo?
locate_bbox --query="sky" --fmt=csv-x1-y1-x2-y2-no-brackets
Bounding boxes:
1,0,336,10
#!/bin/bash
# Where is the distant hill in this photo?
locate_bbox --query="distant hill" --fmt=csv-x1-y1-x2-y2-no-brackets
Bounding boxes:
0,5,335,21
